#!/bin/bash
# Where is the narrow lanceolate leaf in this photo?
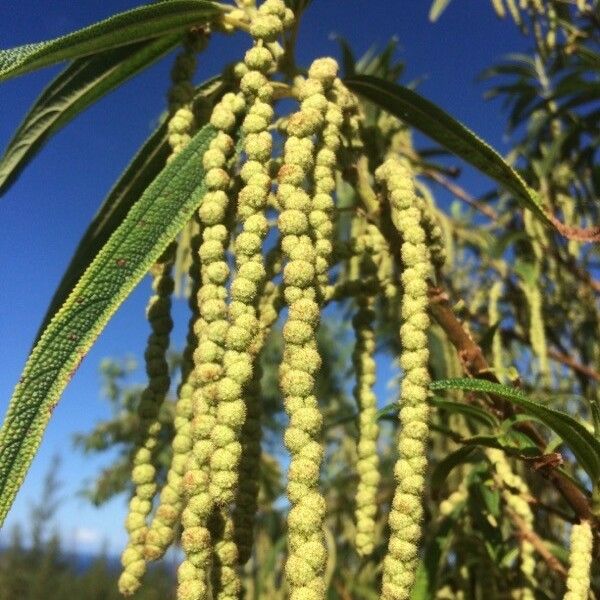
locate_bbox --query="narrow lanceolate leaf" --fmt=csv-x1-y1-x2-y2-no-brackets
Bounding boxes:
0,124,217,525
34,76,225,342
430,378,600,484
0,0,222,82
344,75,552,227
34,119,170,342
0,35,179,195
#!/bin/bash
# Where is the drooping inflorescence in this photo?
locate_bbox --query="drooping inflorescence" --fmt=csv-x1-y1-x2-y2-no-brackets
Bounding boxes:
487,449,536,599
177,89,246,600
278,56,341,600
351,221,381,557
74,3,596,599
564,520,593,600
375,157,433,600
118,245,176,596
141,34,209,570
488,280,505,379
118,31,207,594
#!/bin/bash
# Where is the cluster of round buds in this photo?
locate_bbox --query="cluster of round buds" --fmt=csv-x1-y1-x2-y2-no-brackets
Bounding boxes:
438,481,468,517
167,32,208,160
564,520,593,600
144,227,202,563
277,56,340,600
208,0,292,510
209,507,239,600
310,78,346,301
233,275,283,563
119,245,176,595
177,90,246,600
487,449,535,598
375,157,433,600
138,35,207,567
352,290,380,556
417,197,446,271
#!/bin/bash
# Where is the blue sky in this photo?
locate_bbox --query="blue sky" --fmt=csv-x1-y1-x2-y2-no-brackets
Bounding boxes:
0,1,532,555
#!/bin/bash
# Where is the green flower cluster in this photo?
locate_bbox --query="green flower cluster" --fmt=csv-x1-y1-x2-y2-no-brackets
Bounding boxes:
375,157,432,600
487,449,536,599
167,33,208,161
277,57,340,600
177,91,245,600
209,0,288,511
119,246,175,595
564,520,593,600
348,219,382,557
352,293,380,556
119,32,207,593
488,281,505,379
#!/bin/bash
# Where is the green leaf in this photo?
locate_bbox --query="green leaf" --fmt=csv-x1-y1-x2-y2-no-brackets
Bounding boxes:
0,35,180,195
34,76,225,342
344,75,553,228
0,1,222,82
431,378,600,483
428,0,453,21
431,446,479,494
430,396,499,429
0,124,218,524
34,119,170,342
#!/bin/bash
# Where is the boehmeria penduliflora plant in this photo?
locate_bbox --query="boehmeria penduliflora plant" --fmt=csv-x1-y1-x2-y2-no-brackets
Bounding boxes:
0,1,599,599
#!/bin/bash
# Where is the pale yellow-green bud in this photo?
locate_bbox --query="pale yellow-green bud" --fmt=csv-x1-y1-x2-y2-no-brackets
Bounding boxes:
120,245,176,594
352,293,380,556
564,520,593,600
378,158,432,600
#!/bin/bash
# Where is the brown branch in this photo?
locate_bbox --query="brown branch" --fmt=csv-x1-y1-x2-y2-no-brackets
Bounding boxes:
423,169,499,221
548,213,600,243
548,348,600,383
426,286,595,522
509,509,568,578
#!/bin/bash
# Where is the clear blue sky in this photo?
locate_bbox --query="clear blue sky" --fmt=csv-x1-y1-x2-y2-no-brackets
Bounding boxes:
0,1,531,555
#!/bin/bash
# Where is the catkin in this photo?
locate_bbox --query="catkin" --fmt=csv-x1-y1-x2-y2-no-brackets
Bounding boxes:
209,507,240,600
278,57,341,600
208,0,287,509
353,292,380,556
351,223,381,557
489,281,504,378
487,449,536,599
564,520,593,600
179,3,293,597
232,278,283,563
522,281,549,380
167,33,208,160
376,157,433,600
119,31,208,592
119,244,176,595
177,91,246,600
144,217,202,563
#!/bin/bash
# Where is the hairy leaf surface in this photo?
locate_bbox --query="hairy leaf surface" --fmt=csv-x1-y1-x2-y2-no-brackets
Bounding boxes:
34,76,225,342
0,35,179,195
0,1,221,82
0,124,217,524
